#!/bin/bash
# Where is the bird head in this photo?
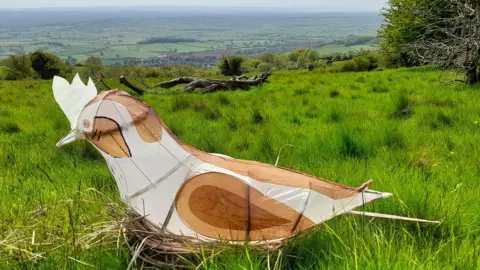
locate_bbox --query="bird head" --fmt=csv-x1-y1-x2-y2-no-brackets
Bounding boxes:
53,74,162,158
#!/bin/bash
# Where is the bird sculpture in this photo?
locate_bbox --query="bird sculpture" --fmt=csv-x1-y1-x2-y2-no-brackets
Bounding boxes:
52,74,439,243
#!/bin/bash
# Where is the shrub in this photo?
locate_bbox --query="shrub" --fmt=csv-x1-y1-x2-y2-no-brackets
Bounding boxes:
30,50,68,79
85,56,104,77
313,59,328,69
3,54,35,80
339,60,358,72
242,59,262,73
144,68,161,78
217,56,244,76
353,56,371,71
336,53,381,73
257,53,276,64
172,65,196,77
257,63,273,72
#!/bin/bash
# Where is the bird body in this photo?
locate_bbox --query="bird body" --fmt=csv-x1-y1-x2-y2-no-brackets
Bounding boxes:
54,75,433,244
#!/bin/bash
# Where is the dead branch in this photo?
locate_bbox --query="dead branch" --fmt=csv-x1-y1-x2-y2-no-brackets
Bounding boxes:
231,75,248,81
120,76,147,95
119,72,273,94
153,77,199,89
98,79,111,90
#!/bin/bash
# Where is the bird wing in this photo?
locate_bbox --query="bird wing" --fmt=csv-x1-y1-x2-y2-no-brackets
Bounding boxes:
175,172,315,241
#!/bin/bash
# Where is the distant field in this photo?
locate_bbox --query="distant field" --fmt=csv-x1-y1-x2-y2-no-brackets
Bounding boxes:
0,9,382,63
1,68,479,268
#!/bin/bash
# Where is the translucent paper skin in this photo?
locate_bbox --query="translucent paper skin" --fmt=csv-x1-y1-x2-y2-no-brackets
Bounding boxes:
53,75,392,243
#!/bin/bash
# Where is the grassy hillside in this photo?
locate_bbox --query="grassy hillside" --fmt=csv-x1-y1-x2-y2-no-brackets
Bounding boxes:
0,68,479,269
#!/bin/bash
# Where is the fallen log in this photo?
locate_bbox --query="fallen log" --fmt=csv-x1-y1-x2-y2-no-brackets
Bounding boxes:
119,72,272,94
120,76,150,95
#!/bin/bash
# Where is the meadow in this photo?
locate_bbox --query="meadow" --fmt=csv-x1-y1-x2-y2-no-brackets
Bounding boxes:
0,67,479,269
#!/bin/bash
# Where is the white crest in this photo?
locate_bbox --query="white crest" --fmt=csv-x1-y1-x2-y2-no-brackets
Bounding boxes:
52,74,97,129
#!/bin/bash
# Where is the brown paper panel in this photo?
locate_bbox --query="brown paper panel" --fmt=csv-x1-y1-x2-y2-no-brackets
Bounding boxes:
176,172,315,241
87,117,131,158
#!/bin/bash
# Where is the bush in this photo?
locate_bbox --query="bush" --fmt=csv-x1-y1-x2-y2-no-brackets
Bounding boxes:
144,68,161,78
353,57,371,71
313,59,328,69
217,56,244,76
30,50,68,79
3,54,35,80
339,60,358,72
257,53,276,64
335,53,381,73
257,63,273,72
85,56,104,77
274,54,289,69
242,59,262,73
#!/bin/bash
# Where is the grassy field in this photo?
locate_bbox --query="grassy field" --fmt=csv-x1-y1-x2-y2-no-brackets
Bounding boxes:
0,68,479,269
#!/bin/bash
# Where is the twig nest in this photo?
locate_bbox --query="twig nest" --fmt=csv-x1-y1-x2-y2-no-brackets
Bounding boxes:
122,210,287,268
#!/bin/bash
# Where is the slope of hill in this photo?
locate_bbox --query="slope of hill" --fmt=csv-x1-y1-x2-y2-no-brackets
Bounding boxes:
0,68,479,269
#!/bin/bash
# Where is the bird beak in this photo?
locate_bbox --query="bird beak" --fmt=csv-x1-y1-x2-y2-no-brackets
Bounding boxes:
56,129,81,147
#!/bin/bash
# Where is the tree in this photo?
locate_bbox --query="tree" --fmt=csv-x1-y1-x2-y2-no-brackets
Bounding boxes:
66,56,78,66
217,56,244,76
85,56,104,77
409,0,480,84
3,54,35,80
378,0,426,67
380,0,480,83
30,50,67,79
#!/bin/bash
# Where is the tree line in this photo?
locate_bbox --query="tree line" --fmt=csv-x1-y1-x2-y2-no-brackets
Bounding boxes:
1,48,386,81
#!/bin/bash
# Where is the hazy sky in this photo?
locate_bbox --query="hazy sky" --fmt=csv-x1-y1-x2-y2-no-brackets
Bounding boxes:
0,0,387,11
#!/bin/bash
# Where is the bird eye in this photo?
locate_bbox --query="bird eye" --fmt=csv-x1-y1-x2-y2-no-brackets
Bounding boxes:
83,119,91,128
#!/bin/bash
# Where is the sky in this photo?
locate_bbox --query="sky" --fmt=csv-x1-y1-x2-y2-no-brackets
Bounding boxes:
0,0,387,11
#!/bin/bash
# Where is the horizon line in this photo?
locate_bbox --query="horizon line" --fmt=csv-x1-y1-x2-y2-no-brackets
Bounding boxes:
0,5,383,12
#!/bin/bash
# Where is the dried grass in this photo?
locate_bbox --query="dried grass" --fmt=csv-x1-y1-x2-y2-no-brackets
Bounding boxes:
122,210,288,268
1,195,290,269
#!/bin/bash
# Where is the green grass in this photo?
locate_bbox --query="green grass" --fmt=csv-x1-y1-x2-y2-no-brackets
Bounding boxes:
1,68,480,269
